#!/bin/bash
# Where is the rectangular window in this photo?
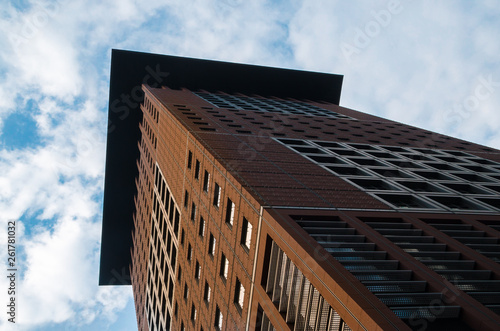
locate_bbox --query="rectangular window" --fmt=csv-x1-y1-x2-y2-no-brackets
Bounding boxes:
195,160,201,180
183,283,189,300
234,278,245,310
187,150,192,169
225,198,235,227
199,216,205,237
204,282,211,303
208,234,216,256
191,304,197,322
203,170,210,192
213,183,221,207
241,217,253,250
184,190,189,208
187,243,192,261
190,202,196,222
220,253,229,280
195,261,201,280
177,266,182,281
215,305,223,330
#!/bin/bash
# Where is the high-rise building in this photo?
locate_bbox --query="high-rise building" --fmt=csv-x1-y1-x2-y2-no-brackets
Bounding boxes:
99,50,500,331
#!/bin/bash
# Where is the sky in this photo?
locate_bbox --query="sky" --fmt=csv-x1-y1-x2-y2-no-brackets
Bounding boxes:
0,0,499,330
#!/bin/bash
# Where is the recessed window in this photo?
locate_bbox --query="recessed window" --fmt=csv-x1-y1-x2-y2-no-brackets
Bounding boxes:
450,172,492,183
194,160,201,179
326,165,373,176
348,158,386,166
240,217,252,250
291,146,325,154
475,198,500,210
441,183,492,195
191,202,196,221
213,183,221,207
208,233,216,256
184,190,189,208
386,160,423,169
191,304,197,322
234,278,245,311
203,170,210,192
278,138,308,145
187,243,192,261
187,151,192,169
483,185,500,194
395,181,448,193
204,282,211,303
371,168,414,179
183,283,189,300
308,155,346,164
225,198,235,227
428,196,488,210
199,216,205,237
423,162,461,171
348,178,402,191
195,261,201,280
215,305,223,330
376,194,437,209
220,253,229,280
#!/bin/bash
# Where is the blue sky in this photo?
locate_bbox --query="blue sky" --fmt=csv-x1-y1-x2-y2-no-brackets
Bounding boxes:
1,0,500,330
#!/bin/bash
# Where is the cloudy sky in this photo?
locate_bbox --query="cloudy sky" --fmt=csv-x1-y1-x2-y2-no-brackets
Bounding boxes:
0,0,499,330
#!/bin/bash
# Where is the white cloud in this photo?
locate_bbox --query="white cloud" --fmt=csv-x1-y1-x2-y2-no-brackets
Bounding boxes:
287,0,500,149
0,1,500,330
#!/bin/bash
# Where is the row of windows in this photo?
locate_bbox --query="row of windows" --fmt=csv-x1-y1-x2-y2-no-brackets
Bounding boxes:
195,92,354,120
144,96,159,123
141,114,157,150
146,165,185,330
178,263,245,330
261,237,350,330
185,150,253,250
278,138,500,212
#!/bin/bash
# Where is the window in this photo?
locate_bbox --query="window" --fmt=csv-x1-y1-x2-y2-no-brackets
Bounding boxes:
191,304,197,322
213,183,221,207
187,151,192,169
195,160,200,179
199,216,205,237
220,253,229,280
183,283,189,300
177,266,182,281
187,243,192,261
208,234,216,256
195,261,201,280
225,198,235,226
203,282,211,303
184,190,189,208
234,278,245,310
180,229,185,245
241,217,252,250
203,171,210,192
214,305,223,330
190,202,196,221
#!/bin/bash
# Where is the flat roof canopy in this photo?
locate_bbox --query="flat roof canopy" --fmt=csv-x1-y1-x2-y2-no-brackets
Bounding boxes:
99,49,344,285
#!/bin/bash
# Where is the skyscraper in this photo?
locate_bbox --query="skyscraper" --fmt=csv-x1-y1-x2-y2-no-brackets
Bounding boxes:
100,50,500,331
